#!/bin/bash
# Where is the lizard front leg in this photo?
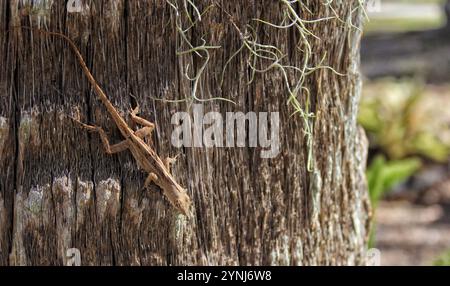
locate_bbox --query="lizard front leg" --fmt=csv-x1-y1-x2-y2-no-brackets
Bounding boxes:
144,172,158,189
164,154,179,172
130,105,155,129
72,119,129,154
130,105,155,142
134,126,154,140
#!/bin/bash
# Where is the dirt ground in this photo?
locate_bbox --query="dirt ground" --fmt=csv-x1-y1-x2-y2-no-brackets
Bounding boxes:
375,176,450,265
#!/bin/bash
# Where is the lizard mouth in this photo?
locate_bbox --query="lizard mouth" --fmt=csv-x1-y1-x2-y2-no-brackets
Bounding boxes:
176,191,192,216
165,185,192,216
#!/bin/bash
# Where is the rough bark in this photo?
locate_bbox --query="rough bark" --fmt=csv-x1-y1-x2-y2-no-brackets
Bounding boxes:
0,1,370,265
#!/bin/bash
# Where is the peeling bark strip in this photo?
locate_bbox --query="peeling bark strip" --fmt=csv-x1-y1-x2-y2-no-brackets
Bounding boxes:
0,1,370,265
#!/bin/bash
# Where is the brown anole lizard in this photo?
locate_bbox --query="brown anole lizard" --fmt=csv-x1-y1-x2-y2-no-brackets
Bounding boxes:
23,28,191,216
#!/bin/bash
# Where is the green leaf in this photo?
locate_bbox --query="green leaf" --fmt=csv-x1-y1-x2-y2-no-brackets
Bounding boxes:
367,155,422,208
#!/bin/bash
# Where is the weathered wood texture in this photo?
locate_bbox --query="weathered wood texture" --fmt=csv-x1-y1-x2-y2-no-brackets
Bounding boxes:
0,1,370,265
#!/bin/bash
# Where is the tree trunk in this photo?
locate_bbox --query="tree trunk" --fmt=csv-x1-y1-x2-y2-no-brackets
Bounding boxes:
0,1,370,266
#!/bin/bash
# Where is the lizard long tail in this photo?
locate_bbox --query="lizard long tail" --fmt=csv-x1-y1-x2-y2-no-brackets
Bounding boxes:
19,26,131,137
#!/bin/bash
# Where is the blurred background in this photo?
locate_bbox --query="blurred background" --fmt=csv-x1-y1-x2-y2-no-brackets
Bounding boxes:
362,0,450,265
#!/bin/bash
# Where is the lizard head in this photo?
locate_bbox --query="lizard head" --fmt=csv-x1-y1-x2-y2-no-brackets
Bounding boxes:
173,190,192,216
164,183,192,216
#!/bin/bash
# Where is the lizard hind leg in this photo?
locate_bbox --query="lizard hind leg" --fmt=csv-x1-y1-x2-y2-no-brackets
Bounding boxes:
144,172,158,189
71,118,129,154
129,105,155,129
129,106,155,143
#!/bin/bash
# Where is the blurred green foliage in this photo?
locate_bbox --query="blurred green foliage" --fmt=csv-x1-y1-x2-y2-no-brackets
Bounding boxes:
366,155,422,247
367,155,422,208
362,0,450,253
358,78,450,247
359,79,450,162
433,249,450,265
